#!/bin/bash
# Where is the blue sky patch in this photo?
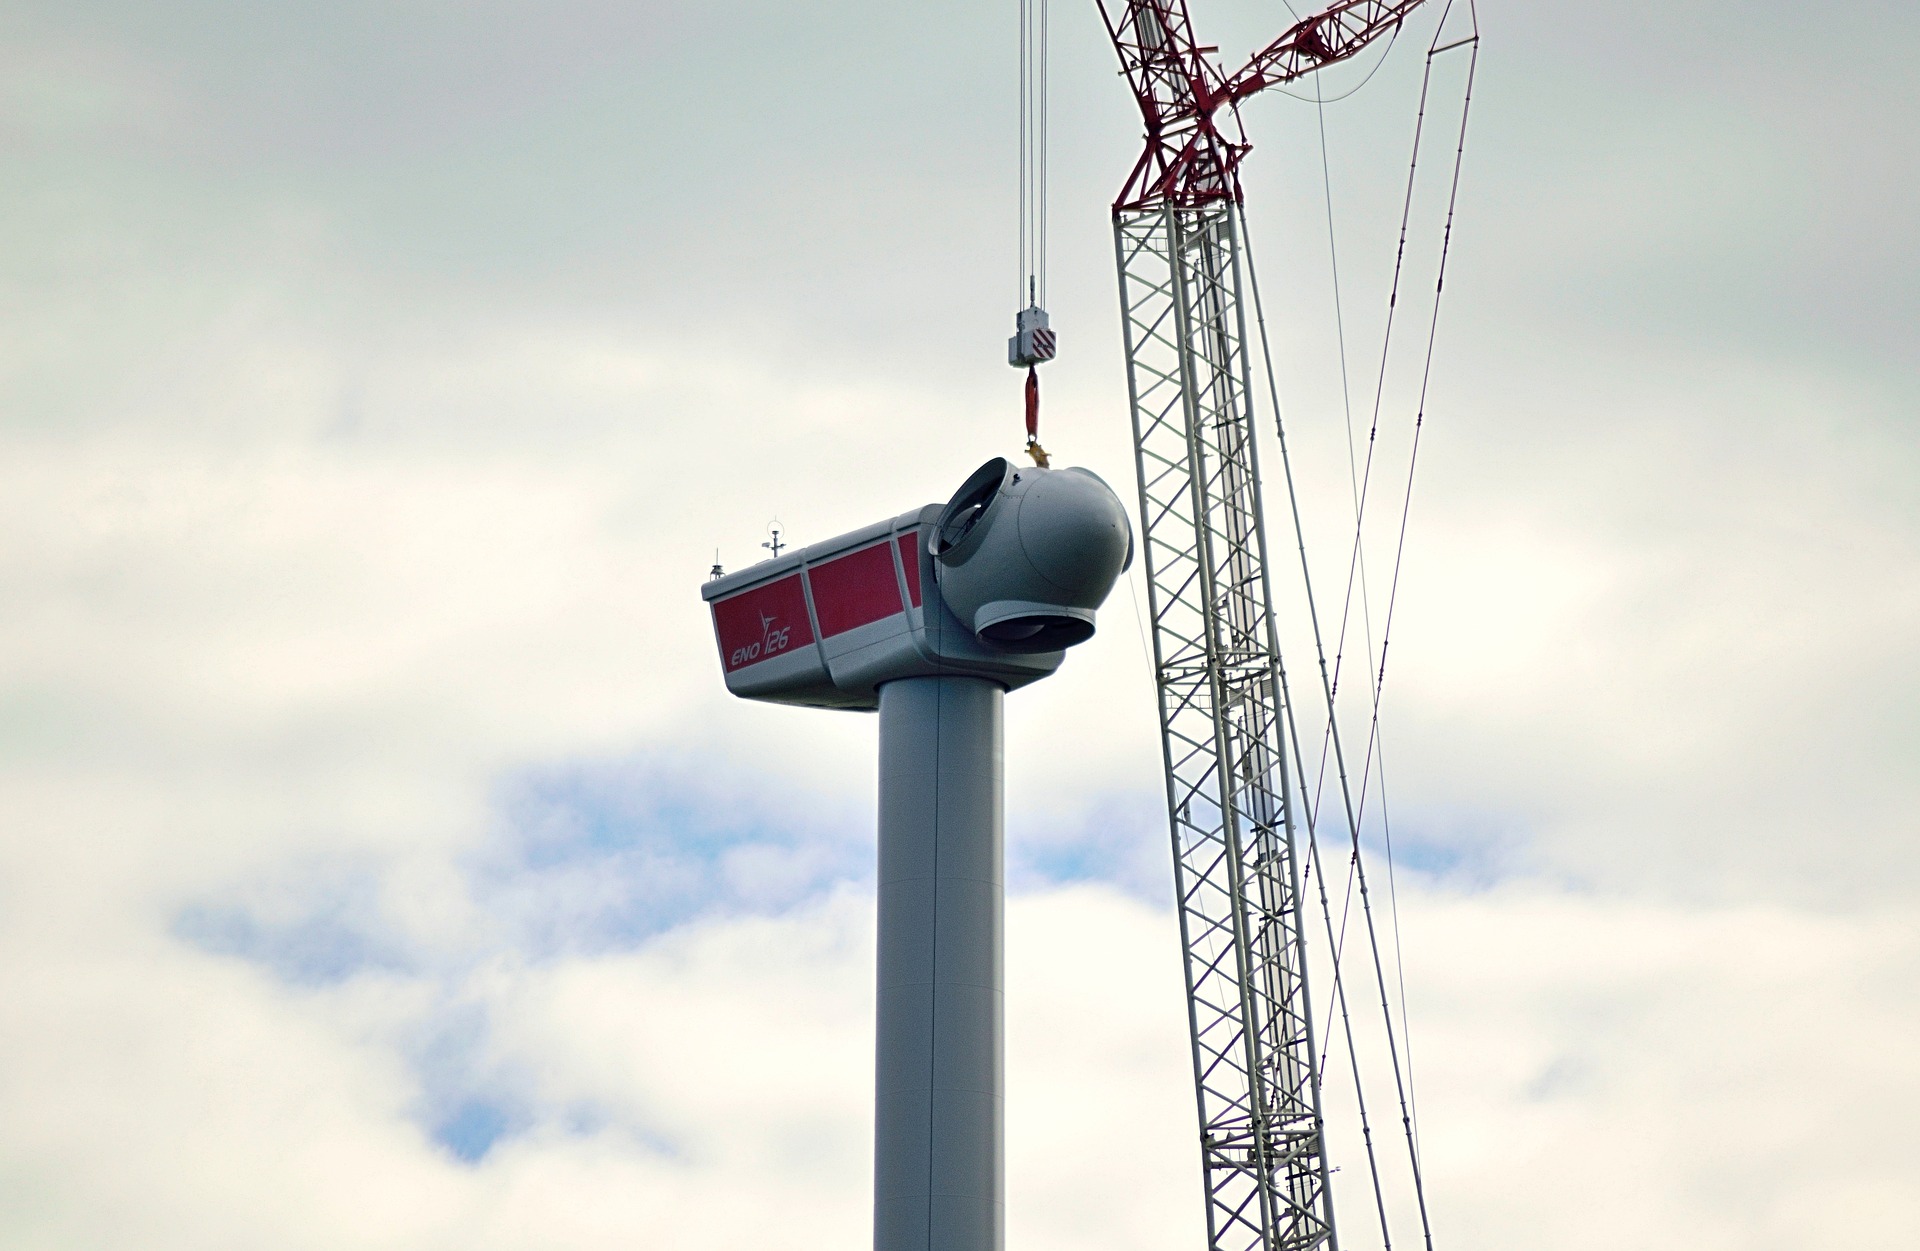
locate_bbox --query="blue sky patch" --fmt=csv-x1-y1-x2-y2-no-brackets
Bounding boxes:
468,752,874,956
434,1098,513,1163
165,746,1527,1175
1007,789,1174,902
172,868,410,986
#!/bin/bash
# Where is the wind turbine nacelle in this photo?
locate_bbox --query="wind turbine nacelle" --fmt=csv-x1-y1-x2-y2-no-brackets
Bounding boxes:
701,458,1132,710
931,457,1132,654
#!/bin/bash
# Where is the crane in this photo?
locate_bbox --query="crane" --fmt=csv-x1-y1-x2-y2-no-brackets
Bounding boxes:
1090,4,1459,1250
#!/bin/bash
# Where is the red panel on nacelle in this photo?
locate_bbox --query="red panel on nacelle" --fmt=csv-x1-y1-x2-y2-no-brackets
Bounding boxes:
699,506,1065,710
712,573,815,672
808,541,903,638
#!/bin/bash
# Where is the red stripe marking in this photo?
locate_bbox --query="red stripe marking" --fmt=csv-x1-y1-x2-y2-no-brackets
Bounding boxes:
896,533,922,608
712,574,814,673
808,542,903,637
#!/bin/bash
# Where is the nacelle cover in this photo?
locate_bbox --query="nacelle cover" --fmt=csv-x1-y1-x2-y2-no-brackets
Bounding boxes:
932,458,1133,654
701,505,1063,711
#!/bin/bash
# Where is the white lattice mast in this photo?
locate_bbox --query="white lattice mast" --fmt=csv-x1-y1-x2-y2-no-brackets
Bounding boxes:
1093,4,1430,1250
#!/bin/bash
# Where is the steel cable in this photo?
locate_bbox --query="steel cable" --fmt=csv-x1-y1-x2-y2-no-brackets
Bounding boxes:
1344,12,1478,1182
1237,5,1478,1244
1241,203,1394,1251
1317,10,1480,1247
1018,0,1051,309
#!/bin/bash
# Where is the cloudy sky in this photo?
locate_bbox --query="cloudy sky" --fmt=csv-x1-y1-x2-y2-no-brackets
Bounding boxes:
3,1,1915,1248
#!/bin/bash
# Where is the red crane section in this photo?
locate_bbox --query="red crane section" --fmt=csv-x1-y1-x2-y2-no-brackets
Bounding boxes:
1097,0,1425,210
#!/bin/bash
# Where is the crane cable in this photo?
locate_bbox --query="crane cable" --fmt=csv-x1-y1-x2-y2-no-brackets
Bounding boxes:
1343,14,1479,1181
1244,206,1400,1251
1307,15,1478,1250
1018,0,1048,315
1250,66,1421,1251
1016,0,1053,467
1241,6,1478,1249
1310,2,1480,1156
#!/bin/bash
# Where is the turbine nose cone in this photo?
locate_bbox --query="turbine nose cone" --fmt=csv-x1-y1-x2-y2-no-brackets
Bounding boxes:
932,458,1134,655
1017,467,1133,601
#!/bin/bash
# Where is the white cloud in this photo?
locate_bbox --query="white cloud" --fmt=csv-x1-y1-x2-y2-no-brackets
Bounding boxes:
4,867,1913,1249
2,1,1916,1245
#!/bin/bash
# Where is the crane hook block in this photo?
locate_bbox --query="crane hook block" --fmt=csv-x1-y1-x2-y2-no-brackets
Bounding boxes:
1007,304,1057,368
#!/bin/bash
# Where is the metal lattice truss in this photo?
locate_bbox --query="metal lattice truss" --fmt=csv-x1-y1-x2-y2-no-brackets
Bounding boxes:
1096,0,1426,211
1098,0,1244,211
1221,1,1429,104
1115,201,1336,1251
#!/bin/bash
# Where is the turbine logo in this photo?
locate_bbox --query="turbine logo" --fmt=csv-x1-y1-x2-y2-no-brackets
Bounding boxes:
712,572,813,674
730,609,794,669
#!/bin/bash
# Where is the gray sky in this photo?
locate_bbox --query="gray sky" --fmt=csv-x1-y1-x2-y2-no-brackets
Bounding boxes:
2,2,1916,1248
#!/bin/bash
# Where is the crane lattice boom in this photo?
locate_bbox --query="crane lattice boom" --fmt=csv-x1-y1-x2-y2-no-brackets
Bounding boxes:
1097,3,1429,1249
1101,0,1423,210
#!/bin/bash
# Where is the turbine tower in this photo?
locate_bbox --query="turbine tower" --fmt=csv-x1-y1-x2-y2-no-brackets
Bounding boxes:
703,458,1132,1251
